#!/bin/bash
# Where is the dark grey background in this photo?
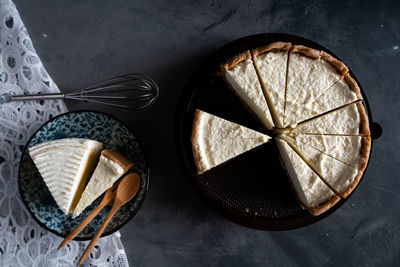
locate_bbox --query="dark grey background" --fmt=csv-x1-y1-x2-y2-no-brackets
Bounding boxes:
15,0,399,266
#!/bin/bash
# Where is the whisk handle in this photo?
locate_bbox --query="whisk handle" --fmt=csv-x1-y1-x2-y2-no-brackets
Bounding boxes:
0,93,65,103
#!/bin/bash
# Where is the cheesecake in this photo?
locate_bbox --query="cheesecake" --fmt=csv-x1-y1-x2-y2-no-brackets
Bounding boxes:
251,42,291,128
289,134,371,170
282,135,362,198
222,51,274,129
284,45,348,127
311,74,362,119
191,109,271,174
290,101,370,135
276,138,340,215
191,41,372,216
72,149,134,218
29,138,102,214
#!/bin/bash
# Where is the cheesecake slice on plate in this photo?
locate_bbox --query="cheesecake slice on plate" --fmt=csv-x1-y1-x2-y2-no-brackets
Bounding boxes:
251,42,291,128
72,149,134,218
276,138,340,215
222,51,275,129
29,138,102,214
191,109,271,174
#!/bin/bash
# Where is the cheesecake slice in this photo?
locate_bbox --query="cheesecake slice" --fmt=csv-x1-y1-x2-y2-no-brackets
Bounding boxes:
288,73,362,125
276,138,340,215
191,109,271,174
29,138,102,214
290,101,370,136
72,149,134,218
284,45,348,127
311,74,362,117
222,51,274,129
290,134,371,170
282,135,362,198
252,42,291,128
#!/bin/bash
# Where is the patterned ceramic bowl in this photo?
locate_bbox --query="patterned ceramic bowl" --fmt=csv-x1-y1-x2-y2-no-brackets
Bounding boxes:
18,111,149,240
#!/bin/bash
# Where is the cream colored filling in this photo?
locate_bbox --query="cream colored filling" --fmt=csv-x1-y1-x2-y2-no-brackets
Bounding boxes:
284,53,342,127
276,138,336,209
291,102,362,135
194,110,270,173
224,58,274,129
29,138,102,214
290,134,366,169
283,135,359,197
72,155,125,218
253,51,288,128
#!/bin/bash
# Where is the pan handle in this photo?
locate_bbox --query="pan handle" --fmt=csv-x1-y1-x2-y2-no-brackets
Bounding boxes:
371,122,382,140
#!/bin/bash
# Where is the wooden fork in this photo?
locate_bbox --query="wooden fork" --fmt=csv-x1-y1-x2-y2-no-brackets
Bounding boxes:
57,180,121,250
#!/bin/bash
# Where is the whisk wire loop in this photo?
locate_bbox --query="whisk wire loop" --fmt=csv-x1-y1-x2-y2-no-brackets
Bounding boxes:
0,73,159,110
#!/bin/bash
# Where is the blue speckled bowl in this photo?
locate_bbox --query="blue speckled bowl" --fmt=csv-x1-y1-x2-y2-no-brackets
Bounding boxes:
18,111,149,240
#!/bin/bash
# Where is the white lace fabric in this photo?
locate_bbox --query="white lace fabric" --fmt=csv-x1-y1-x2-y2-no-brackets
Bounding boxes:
0,1,129,266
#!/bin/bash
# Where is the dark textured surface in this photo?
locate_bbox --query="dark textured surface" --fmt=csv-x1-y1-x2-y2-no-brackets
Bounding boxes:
14,0,399,266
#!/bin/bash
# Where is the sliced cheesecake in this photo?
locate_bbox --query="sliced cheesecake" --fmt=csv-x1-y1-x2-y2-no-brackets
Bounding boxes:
251,42,291,128
284,45,348,127
276,138,340,215
290,101,370,136
289,134,371,170
191,109,271,174
29,138,102,214
282,135,362,198
222,51,274,129
311,74,362,116
73,149,134,218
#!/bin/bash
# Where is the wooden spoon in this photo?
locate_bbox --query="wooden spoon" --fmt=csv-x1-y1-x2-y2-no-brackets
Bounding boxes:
77,173,141,266
58,180,121,250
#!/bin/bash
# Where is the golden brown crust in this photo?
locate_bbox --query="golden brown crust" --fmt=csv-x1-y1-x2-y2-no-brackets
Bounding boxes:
222,50,251,71
320,51,349,75
358,136,371,171
343,74,363,100
287,170,340,216
279,146,341,217
341,170,363,198
355,101,371,136
290,45,321,59
290,45,349,76
308,194,341,216
322,139,366,198
102,149,134,172
191,109,206,174
251,41,292,57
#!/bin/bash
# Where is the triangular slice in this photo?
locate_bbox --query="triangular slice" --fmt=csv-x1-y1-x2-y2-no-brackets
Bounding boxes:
191,109,271,174
282,135,362,198
72,149,134,218
311,73,362,116
290,101,370,135
284,45,348,127
251,42,291,128
222,51,274,129
287,73,362,125
276,138,340,216
290,134,371,170
29,138,102,214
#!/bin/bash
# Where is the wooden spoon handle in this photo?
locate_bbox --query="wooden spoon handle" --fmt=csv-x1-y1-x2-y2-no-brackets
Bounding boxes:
58,199,110,250
77,202,121,266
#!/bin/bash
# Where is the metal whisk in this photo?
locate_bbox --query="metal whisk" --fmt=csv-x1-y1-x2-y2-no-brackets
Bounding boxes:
0,73,159,110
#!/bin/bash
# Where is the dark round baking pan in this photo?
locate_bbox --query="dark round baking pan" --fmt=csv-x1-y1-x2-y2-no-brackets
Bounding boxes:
175,33,381,230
